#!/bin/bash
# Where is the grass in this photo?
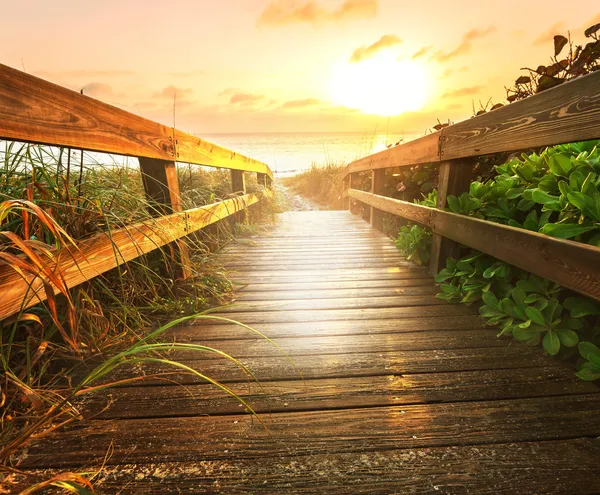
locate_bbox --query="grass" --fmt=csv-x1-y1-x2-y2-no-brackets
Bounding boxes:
281,161,347,209
0,140,283,490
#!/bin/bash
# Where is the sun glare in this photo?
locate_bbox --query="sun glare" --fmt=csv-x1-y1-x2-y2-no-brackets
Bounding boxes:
330,55,429,116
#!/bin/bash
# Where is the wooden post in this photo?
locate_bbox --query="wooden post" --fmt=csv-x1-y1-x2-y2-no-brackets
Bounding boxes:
139,158,192,279
257,172,267,188
429,160,472,275
369,169,385,231
230,169,247,223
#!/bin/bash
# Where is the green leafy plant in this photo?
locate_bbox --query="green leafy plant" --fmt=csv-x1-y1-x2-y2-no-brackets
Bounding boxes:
394,224,432,266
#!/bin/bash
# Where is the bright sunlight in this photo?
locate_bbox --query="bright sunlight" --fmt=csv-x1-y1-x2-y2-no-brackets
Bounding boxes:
330,55,429,116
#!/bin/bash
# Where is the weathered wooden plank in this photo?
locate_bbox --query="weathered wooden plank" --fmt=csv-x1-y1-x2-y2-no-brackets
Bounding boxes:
346,133,440,175
429,160,473,275
233,278,436,293
21,438,597,495
348,190,600,301
207,305,475,325
22,395,600,468
173,315,484,341
228,267,430,284
348,189,433,226
226,261,414,271
443,71,600,160
101,346,559,386
370,169,386,230
139,157,192,279
0,64,272,177
235,285,439,301
220,294,447,313
0,193,262,319
175,129,272,178
167,329,504,361
85,367,596,420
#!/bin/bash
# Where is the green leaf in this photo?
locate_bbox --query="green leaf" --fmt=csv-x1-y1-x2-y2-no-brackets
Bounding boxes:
532,189,561,206
547,153,572,176
543,331,561,355
564,297,600,318
578,341,600,360
447,195,461,213
576,362,600,381
539,223,598,239
513,326,540,341
481,291,499,309
556,329,579,347
526,307,546,326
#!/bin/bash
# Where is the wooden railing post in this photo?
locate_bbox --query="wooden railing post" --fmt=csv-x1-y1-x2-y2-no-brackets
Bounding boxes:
370,169,385,231
139,158,192,279
257,172,267,188
429,160,472,275
231,170,247,223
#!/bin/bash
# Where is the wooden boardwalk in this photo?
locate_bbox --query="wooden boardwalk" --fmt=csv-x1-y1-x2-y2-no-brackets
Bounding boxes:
19,211,600,494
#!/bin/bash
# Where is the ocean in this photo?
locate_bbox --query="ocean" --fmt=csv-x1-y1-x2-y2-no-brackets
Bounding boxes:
202,132,415,176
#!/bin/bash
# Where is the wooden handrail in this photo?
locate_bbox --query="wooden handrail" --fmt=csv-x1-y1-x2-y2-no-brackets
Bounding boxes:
345,71,600,302
0,64,273,179
345,71,600,177
348,189,600,302
0,192,267,320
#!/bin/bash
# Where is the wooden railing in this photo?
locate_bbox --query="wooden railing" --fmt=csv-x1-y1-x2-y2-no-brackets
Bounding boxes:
344,71,600,302
0,63,273,319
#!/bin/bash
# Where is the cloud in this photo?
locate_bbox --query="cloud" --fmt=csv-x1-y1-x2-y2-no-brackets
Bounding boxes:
36,69,135,79
441,85,483,98
257,0,377,27
533,22,565,45
350,34,401,63
281,98,322,109
411,45,432,59
229,93,265,105
152,86,193,99
81,82,118,98
431,26,496,62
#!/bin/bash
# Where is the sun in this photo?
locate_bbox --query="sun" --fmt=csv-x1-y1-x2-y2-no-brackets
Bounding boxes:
330,55,429,116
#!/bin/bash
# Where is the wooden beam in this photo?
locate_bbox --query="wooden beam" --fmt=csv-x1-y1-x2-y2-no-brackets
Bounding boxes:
346,133,440,176
345,71,600,177
0,63,272,178
230,170,247,223
442,71,600,160
0,193,264,320
139,158,191,279
174,129,272,178
348,189,433,227
429,160,472,275
347,189,600,302
369,169,386,231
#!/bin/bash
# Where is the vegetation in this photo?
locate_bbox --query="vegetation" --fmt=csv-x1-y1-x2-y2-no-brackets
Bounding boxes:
394,140,600,378
280,161,346,209
0,141,278,485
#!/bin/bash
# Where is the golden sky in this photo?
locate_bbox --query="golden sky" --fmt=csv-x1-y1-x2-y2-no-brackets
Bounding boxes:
1,0,598,135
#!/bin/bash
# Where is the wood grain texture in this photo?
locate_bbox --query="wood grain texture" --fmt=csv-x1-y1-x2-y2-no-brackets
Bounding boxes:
14,211,600,493
0,193,262,319
0,64,272,177
429,160,473,275
21,395,600,468
442,71,600,159
102,346,560,386
12,438,600,495
167,329,505,360
348,189,433,226
349,190,600,301
85,367,595,419
370,169,386,230
346,133,440,175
